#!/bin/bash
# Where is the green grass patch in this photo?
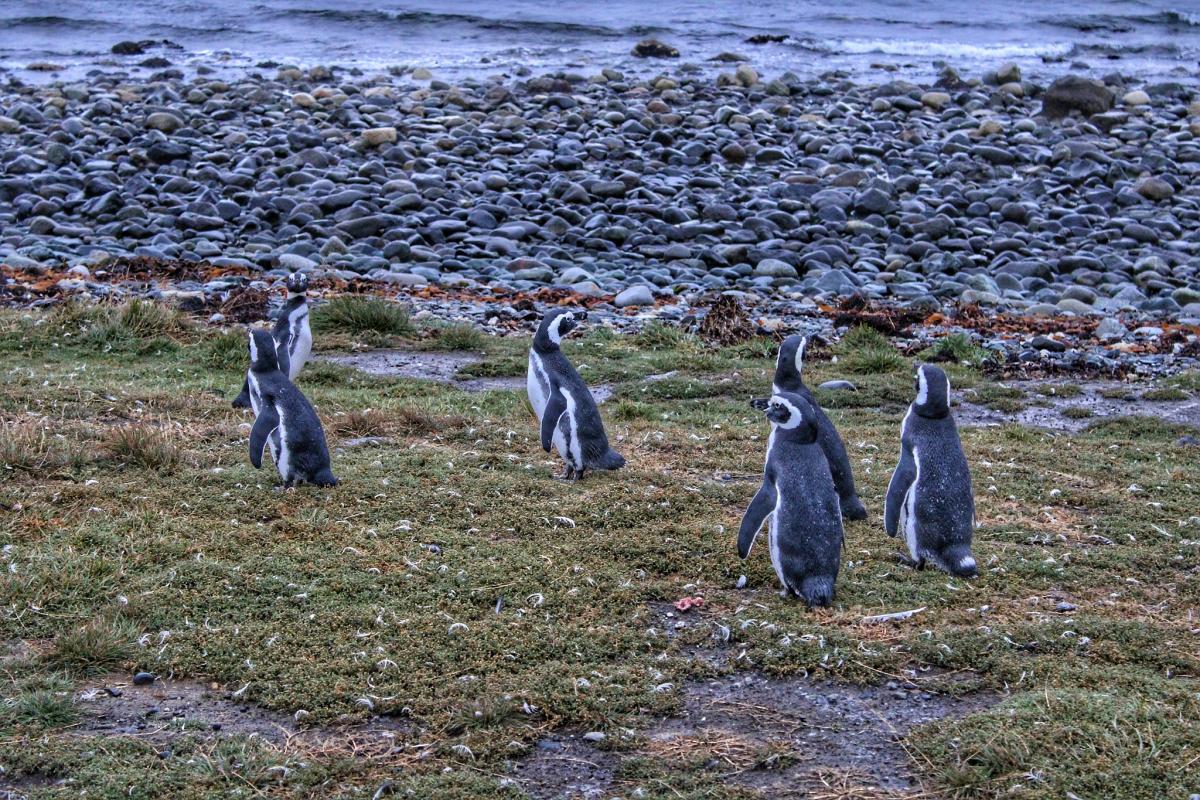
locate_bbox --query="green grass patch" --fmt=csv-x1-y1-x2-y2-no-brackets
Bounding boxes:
923,332,991,365
429,322,485,351
0,302,1198,798
834,325,908,374
1142,386,1188,402
312,296,415,336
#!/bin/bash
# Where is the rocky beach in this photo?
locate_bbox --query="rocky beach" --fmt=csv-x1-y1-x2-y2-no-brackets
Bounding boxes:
2,50,1199,375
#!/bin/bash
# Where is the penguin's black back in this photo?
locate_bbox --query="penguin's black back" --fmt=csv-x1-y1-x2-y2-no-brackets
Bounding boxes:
904,410,974,550
766,432,842,602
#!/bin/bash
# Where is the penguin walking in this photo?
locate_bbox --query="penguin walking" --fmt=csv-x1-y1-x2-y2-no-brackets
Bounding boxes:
244,328,336,488
884,365,977,577
527,309,625,480
770,335,868,520
233,272,312,409
738,392,843,607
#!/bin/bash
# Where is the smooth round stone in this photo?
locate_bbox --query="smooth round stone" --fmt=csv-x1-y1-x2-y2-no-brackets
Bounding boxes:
362,127,397,146
144,112,182,132
614,285,655,307
1061,285,1096,304
1056,298,1093,315
921,91,951,109
1095,318,1127,341
753,259,798,278
279,253,317,271
1122,90,1150,106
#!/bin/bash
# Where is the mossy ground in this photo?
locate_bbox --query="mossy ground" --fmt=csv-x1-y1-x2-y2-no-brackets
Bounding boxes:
1,302,1197,799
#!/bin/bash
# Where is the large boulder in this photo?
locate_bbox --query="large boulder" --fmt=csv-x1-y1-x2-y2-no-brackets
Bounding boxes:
1040,75,1114,119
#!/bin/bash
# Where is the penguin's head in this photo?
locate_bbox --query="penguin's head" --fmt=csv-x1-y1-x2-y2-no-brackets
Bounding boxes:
247,328,279,372
755,392,818,440
775,334,807,383
535,308,587,350
285,271,309,296
913,364,951,418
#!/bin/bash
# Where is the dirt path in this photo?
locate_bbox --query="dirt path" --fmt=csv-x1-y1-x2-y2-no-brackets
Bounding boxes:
321,350,613,401
514,670,995,799
957,380,1200,433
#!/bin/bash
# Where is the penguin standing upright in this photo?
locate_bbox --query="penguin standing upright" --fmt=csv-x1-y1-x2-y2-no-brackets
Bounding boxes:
884,365,977,577
233,272,312,409
527,309,625,480
738,392,843,607
771,335,867,520
244,329,336,488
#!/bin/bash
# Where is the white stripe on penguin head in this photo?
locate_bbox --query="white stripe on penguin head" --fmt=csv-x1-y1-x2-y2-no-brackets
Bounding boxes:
248,330,258,364
915,366,929,407
547,312,567,346
771,394,804,430
794,336,807,378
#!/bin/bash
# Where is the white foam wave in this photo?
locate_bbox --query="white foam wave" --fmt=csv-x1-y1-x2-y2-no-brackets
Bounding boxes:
813,38,1076,60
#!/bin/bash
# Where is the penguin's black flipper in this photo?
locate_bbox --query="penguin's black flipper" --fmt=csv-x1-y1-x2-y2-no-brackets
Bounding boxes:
540,391,566,452
737,478,777,559
232,378,253,409
249,405,281,469
884,443,916,538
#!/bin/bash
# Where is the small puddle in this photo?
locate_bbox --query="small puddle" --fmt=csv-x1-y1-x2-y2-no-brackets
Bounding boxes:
321,350,612,402
957,380,1200,433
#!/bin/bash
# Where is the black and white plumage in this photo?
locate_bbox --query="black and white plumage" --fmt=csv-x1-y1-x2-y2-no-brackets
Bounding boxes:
738,392,844,607
233,272,312,409
245,328,336,488
884,365,977,577
527,308,625,480
771,335,868,521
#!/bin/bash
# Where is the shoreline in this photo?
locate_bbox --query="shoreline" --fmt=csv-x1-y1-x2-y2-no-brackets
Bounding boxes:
2,61,1198,376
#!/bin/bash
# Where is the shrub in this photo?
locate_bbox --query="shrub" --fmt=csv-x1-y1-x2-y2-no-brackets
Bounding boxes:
313,297,413,336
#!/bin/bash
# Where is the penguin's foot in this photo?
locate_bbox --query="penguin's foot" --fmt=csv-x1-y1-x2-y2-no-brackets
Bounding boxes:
893,551,922,569
841,498,868,521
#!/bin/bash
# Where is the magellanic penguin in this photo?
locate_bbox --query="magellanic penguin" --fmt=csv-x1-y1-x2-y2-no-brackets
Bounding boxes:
771,335,868,520
245,328,336,488
527,308,625,480
233,272,312,409
739,392,844,607
884,364,977,577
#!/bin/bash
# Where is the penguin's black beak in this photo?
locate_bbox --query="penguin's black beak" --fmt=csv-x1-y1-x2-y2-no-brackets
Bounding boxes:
572,311,588,321
749,397,770,411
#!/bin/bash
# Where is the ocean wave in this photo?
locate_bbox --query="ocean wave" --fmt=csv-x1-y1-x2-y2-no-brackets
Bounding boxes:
1044,10,1200,32
2,15,109,30
273,7,664,38
798,37,1076,60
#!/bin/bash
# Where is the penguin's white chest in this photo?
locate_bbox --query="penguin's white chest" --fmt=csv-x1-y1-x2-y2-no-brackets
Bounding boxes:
288,313,312,380
768,498,786,591
551,388,583,469
527,352,551,421
248,372,262,415
275,404,292,482
902,445,921,560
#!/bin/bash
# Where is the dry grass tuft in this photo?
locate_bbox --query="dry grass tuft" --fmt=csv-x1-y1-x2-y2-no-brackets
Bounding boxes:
100,425,182,471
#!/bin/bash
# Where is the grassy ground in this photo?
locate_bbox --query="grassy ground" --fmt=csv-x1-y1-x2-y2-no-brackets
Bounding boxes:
0,300,1197,799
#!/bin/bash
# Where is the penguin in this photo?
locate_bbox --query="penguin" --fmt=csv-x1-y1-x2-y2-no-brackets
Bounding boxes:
771,334,868,521
884,364,977,577
233,272,312,409
738,392,843,607
244,328,337,488
527,308,625,480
